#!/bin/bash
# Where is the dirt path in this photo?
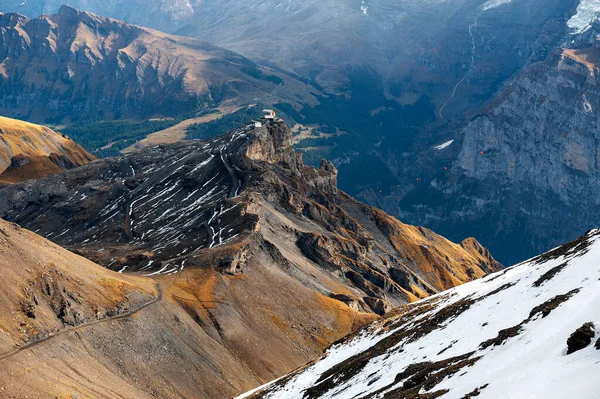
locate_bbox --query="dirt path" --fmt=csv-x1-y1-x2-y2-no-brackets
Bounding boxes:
0,282,163,362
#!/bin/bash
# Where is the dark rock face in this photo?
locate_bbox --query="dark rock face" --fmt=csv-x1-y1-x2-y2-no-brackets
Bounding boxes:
329,293,360,311
392,22,600,266
389,268,412,291
566,322,596,355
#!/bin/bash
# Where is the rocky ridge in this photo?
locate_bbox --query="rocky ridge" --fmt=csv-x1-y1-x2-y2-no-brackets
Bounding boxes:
0,120,501,314
0,120,501,398
0,6,313,123
0,0,576,122
245,229,600,399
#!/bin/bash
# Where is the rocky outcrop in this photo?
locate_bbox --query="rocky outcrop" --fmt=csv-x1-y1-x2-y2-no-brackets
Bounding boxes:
245,122,304,174
566,322,596,355
371,208,502,292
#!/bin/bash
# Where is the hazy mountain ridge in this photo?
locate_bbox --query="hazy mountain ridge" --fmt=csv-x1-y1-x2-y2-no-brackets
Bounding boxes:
0,5,313,123
1,0,577,113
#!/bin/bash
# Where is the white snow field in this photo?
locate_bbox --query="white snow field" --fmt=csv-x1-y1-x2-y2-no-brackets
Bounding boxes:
568,0,600,33
242,230,600,398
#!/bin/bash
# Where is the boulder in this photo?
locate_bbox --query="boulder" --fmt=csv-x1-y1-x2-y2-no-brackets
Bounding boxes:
566,322,595,355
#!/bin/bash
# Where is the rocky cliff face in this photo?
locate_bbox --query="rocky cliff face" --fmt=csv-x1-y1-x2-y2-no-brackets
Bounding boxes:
0,115,94,184
456,46,600,200
392,21,600,265
0,120,500,397
0,6,312,123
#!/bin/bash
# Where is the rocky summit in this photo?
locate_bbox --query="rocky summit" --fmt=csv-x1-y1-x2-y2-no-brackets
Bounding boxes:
0,120,500,397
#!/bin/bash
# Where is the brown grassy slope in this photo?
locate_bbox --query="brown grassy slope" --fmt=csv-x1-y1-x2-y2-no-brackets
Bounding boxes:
0,116,94,183
0,219,157,353
0,217,373,399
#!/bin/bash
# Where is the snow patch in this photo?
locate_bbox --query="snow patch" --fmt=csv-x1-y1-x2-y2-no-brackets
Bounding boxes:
584,94,593,113
568,0,600,34
435,140,454,150
361,1,369,16
482,0,512,10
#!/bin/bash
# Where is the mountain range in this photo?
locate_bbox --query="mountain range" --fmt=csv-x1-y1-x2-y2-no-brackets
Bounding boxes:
0,5,313,124
0,1,599,398
0,120,500,398
1,0,578,110
0,0,588,265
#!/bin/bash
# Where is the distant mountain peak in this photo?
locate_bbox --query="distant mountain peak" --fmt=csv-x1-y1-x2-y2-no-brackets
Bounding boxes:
57,3,79,15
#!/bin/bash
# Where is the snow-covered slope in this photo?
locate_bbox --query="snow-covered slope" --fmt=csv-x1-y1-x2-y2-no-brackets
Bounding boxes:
568,0,600,33
245,230,600,398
